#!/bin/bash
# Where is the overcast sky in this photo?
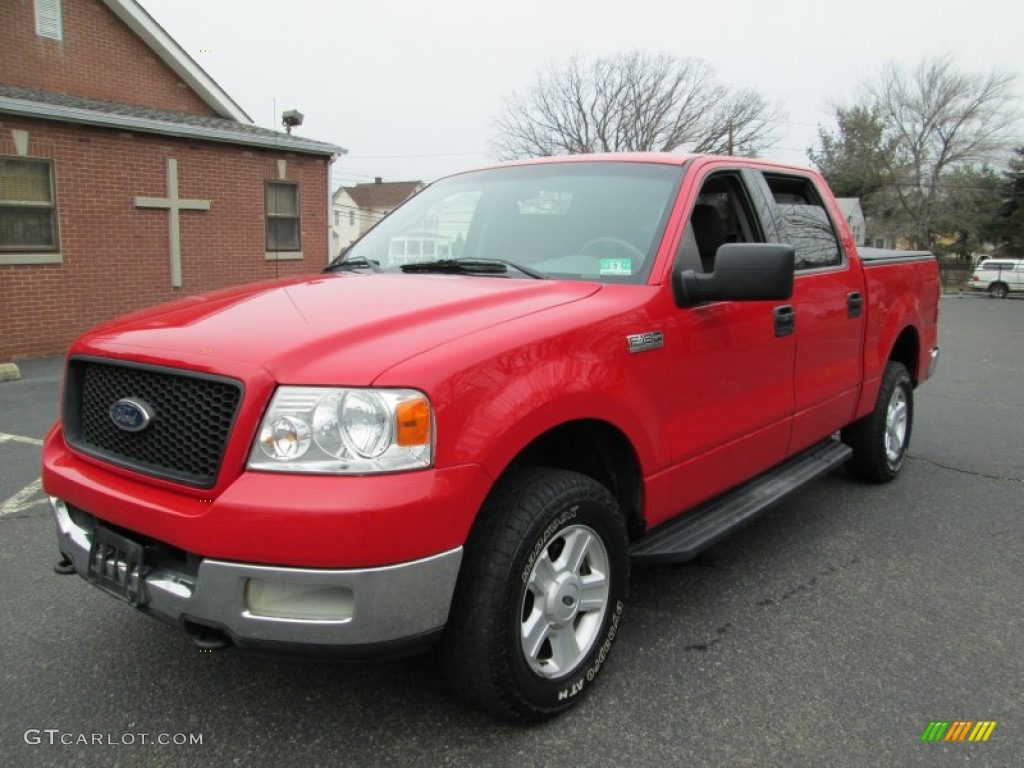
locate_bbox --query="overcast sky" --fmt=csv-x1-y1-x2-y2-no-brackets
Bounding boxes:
143,0,1023,189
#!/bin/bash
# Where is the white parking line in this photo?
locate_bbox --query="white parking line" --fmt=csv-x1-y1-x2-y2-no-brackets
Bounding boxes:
0,432,44,447
0,433,47,516
0,479,45,517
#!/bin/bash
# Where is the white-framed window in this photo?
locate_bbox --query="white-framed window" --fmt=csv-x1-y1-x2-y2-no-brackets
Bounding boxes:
265,182,300,251
35,0,63,41
348,210,355,226
0,156,59,251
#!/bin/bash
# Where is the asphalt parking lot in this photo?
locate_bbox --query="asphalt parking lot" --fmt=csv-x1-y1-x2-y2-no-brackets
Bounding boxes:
1,295,1021,767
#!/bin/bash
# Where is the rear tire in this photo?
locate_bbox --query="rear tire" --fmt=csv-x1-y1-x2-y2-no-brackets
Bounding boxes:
990,282,1009,299
842,361,913,483
441,468,629,723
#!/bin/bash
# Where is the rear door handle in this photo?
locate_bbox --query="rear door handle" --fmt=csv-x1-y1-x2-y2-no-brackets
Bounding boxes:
847,291,863,319
774,305,795,338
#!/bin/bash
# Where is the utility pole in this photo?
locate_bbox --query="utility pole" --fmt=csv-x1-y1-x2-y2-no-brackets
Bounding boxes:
727,122,734,156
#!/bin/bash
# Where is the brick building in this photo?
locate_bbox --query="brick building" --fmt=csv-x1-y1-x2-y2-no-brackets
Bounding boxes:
0,0,343,360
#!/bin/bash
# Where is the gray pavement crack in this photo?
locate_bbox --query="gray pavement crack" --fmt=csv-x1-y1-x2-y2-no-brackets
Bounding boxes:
907,454,1023,483
0,508,48,522
755,557,861,609
683,622,733,652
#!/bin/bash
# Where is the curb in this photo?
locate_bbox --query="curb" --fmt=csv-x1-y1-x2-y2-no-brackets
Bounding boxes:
0,363,22,382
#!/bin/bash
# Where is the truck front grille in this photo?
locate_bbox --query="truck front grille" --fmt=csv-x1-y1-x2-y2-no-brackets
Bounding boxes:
63,357,243,488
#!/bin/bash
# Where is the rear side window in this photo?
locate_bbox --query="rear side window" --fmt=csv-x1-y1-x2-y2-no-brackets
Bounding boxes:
763,174,842,270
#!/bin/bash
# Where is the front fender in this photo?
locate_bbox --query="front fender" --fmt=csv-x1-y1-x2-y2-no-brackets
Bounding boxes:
373,302,665,484
458,369,657,482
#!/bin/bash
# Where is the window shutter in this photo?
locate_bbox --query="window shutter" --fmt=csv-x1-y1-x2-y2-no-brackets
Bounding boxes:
35,0,63,41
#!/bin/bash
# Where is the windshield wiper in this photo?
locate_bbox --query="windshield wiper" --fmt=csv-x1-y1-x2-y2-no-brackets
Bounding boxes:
399,258,545,279
323,255,381,273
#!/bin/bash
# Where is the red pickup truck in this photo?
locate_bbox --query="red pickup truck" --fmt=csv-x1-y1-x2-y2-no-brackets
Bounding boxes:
43,153,939,722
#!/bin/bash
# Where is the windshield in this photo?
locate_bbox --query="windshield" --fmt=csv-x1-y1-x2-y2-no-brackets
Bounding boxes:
339,162,683,283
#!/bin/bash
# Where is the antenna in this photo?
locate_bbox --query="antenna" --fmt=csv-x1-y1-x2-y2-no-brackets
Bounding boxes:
272,96,279,279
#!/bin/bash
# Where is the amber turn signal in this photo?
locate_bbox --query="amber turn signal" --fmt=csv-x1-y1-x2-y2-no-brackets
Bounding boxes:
396,397,431,446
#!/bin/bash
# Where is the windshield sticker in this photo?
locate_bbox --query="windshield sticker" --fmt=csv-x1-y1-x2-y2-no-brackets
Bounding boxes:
599,258,632,276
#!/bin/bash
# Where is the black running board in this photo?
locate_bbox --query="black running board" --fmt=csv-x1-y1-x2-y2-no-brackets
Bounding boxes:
630,439,852,565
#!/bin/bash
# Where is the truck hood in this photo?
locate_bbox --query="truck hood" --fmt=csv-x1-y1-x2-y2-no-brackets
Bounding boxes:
76,273,602,383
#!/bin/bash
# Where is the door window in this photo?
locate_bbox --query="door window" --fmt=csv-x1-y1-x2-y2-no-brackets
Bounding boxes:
762,174,842,271
677,172,764,274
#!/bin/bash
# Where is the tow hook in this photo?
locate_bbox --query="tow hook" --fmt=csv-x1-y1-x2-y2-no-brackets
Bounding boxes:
190,628,232,652
54,554,76,575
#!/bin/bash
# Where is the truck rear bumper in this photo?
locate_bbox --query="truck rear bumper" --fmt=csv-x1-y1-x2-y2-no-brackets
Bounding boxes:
927,346,940,380
51,496,462,652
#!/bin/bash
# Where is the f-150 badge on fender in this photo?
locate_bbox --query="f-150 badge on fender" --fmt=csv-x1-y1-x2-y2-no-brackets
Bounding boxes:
627,331,663,354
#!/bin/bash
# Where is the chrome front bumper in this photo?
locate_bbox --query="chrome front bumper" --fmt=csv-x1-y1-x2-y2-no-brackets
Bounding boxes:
51,497,462,650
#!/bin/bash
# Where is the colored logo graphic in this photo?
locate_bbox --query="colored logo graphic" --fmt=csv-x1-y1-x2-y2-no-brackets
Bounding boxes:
921,721,997,742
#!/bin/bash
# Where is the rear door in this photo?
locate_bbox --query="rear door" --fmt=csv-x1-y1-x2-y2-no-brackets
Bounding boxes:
750,171,867,455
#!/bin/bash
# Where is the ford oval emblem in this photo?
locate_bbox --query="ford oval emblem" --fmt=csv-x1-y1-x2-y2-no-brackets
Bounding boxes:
109,398,154,432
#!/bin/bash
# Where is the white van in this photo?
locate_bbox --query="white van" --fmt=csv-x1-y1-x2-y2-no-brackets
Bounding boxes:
969,258,1024,298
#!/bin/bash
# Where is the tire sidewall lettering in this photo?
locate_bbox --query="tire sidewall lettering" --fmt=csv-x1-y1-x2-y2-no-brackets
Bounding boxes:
584,598,623,682
512,498,627,711
521,504,578,584
558,599,624,700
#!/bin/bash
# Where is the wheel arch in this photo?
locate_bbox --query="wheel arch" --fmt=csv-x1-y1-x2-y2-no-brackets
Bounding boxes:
497,419,646,541
989,280,1009,295
854,319,922,421
888,325,920,385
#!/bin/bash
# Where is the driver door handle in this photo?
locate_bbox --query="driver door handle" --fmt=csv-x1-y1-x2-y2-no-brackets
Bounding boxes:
847,291,863,319
774,305,795,338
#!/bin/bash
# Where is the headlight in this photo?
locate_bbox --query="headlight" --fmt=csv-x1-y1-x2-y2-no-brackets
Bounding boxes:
248,387,433,474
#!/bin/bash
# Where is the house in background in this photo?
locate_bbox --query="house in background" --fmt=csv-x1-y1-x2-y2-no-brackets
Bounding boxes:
0,0,344,360
836,198,866,246
331,178,423,256
863,217,898,250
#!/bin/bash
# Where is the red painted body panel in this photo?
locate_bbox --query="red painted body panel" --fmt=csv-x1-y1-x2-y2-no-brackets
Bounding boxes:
787,176,868,455
42,153,939,573
640,157,797,520
43,424,491,567
74,273,600,386
376,285,667,476
855,259,941,417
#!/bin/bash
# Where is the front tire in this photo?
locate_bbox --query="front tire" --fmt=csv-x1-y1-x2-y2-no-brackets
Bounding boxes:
842,361,913,483
441,468,629,722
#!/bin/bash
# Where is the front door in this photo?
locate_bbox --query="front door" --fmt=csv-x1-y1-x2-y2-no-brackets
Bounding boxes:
646,166,796,528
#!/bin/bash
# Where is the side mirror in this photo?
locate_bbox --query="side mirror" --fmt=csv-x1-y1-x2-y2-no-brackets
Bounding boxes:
674,243,795,306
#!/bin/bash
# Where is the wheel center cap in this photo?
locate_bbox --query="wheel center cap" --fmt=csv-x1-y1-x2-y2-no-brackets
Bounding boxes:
546,574,582,624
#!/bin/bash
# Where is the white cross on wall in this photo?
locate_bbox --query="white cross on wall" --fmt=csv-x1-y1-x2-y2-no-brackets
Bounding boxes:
135,158,212,288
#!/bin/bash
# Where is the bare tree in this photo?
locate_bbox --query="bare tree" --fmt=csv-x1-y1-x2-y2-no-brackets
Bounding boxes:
493,52,782,160
830,54,1019,249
